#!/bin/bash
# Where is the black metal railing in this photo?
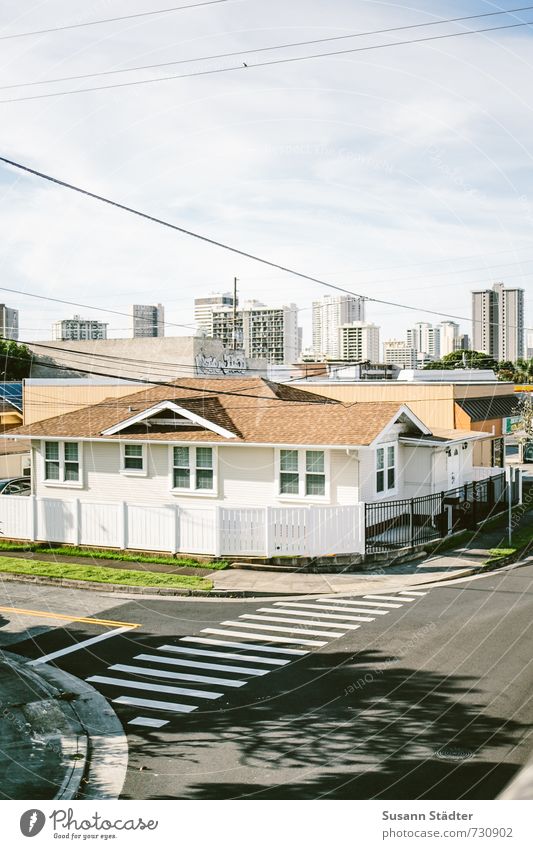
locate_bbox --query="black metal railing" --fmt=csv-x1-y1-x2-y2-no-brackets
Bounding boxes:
365,472,507,553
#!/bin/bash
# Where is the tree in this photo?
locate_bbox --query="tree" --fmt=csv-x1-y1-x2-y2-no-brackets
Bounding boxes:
0,340,33,380
424,350,498,371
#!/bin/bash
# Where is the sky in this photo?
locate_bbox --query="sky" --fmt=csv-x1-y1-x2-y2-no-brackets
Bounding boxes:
0,0,532,351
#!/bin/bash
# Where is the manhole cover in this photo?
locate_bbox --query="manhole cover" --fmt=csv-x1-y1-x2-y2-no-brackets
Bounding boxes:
435,747,474,761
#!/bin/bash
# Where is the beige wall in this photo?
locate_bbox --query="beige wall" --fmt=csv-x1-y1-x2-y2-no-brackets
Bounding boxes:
23,382,149,425
0,452,31,478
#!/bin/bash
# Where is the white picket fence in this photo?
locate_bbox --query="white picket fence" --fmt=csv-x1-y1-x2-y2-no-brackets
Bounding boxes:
0,496,365,558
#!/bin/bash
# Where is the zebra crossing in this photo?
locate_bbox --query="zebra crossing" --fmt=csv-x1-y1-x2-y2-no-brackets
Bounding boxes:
85,590,428,728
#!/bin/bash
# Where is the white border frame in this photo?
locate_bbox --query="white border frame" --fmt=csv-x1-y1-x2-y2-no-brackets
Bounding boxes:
168,445,218,497
42,439,84,489
120,442,147,477
275,447,331,503
375,441,398,498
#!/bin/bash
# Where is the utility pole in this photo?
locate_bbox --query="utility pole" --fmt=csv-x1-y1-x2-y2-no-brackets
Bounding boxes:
232,277,238,351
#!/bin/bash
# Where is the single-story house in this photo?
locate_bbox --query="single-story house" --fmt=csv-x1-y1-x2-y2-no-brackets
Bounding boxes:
3,377,503,558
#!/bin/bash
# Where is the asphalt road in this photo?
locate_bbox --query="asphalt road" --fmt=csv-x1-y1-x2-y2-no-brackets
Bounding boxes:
2,564,533,800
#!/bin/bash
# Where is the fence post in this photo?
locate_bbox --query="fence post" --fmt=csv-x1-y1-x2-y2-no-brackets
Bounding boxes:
75,498,81,546
214,506,222,557
307,505,315,557
358,503,366,555
173,504,180,555
120,501,127,550
488,476,494,510
30,495,37,542
264,506,272,558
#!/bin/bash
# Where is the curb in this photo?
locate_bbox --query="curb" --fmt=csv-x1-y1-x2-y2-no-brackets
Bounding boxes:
2,650,128,800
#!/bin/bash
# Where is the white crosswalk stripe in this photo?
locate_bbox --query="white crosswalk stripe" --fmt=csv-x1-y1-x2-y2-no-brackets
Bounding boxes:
221,620,346,638
203,627,328,646
87,674,223,700
258,606,374,623
133,655,247,686
81,589,426,727
114,695,197,714
158,644,290,665
274,602,389,616
128,716,169,728
181,636,308,656
363,595,415,602
240,613,360,631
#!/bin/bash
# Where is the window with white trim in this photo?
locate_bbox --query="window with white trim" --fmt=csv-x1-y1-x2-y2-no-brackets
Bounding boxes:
44,441,81,484
279,449,327,498
172,446,215,492
376,443,396,494
123,444,144,471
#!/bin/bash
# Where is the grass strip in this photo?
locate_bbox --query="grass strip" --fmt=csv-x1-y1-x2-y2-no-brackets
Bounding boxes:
0,556,213,590
0,540,227,570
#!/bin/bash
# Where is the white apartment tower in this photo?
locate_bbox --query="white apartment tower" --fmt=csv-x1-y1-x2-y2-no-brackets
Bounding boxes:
211,301,300,364
439,321,460,356
194,292,235,336
312,295,365,359
0,304,19,340
383,340,418,368
472,282,524,361
339,322,380,362
52,315,108,341
130,304,165,338
406,322,441,359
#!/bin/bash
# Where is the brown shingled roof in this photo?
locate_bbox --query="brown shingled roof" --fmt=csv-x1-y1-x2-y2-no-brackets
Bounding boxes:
7,378,423,447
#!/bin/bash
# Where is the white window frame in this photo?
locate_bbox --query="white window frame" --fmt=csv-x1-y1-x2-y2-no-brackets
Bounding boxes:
375,441,397,497
120,443,147,477
168,445,218,496
42,440,83,488
275,448,330,502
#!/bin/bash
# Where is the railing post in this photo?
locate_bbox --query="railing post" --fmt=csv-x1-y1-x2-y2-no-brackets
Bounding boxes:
409,497,414,548
488,476,494,510
471,481,477,529
359,503,366,555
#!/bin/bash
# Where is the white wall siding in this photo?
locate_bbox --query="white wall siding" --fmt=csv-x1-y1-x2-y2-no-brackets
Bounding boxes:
401,445,432,498
219,447,274,504
330,450,358,504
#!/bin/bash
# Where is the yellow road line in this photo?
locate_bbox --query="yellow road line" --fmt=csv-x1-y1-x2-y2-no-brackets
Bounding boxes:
0,605,140,629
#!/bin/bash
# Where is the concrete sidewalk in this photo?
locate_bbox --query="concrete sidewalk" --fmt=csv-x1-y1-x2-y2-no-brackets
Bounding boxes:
0,651,127,800
212,523,525,594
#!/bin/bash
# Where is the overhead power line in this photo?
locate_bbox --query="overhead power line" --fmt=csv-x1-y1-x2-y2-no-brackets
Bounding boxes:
1,155,530,333
0,0,234,42
2,17,533,104
3,5,532,92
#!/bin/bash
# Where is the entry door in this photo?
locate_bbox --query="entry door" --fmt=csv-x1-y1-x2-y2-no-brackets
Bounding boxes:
447,447,461,489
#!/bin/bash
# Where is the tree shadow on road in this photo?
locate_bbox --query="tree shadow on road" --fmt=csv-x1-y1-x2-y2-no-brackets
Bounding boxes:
117,645,525,801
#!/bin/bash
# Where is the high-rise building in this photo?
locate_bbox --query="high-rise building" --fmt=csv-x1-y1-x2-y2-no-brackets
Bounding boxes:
472,282,524,361
211,301,300,364
130,304,165,338
52,315,108,341
312,295,365,359
458,333,471,350
383,340,418,369
439,321,460,356
406,322,440,358
194,293,235,336
0,304,19,340
526,330,533,359
339,322,380,362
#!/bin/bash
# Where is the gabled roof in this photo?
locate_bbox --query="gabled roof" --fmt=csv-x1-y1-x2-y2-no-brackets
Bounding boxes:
6,377,429,447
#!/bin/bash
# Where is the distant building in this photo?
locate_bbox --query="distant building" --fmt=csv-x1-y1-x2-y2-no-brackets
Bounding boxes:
0,304,19,340
458,333,471,350
472,282,524,361
384,340,418,369
130,303,165,338
440,321,460,356
312,295,365,359
52,315,107,341
211,300,300,364
527,330,533,359
406,322,441,359
339,322,380,362
194,293,235,336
